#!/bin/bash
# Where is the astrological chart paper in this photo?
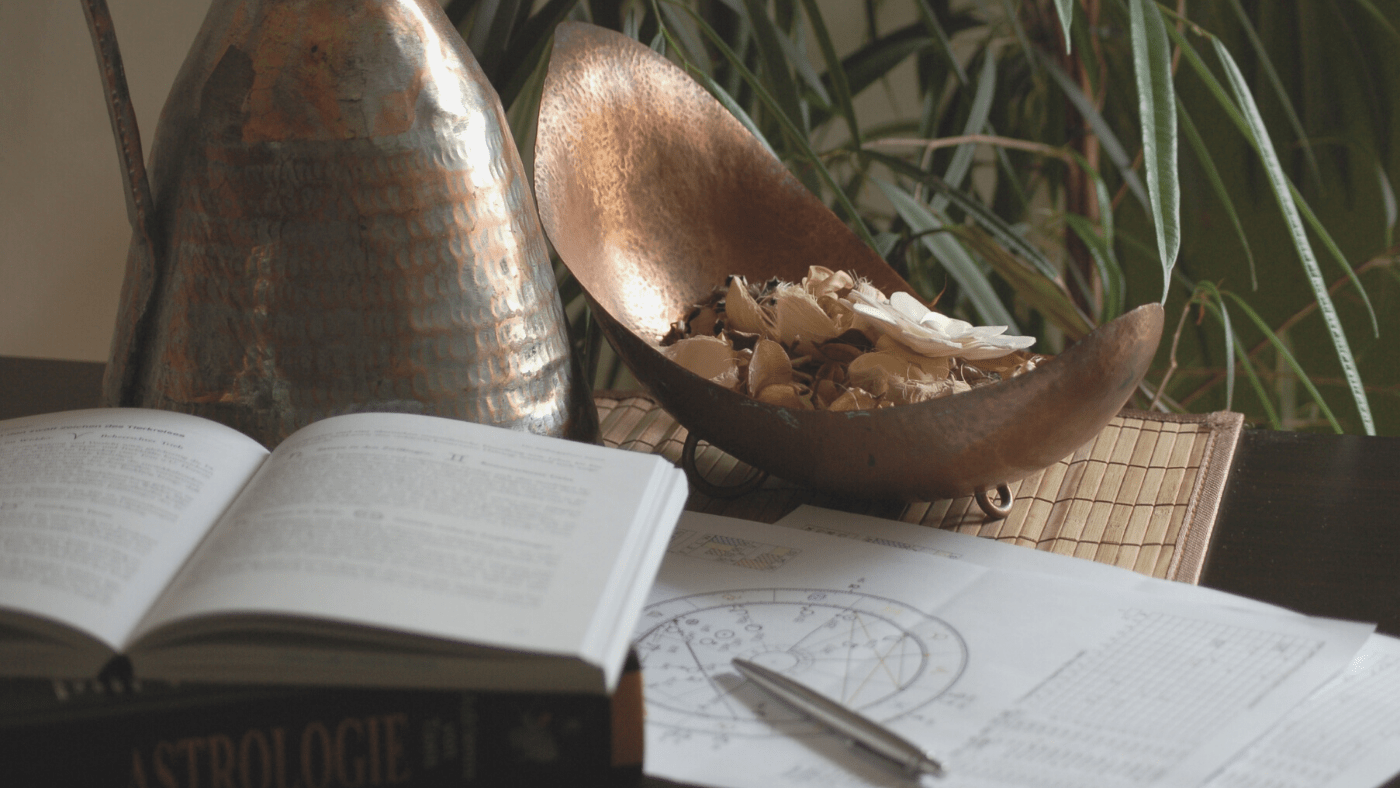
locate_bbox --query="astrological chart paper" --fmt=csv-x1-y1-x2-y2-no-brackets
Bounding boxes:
635,512,1374,788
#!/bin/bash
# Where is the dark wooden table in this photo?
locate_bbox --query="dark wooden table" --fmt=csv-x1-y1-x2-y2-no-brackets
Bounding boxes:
3,355,1398,636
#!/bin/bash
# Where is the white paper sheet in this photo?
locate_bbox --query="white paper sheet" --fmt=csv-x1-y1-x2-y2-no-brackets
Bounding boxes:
637,512,1373,788
778,507,1400,788
1202,632,1400,788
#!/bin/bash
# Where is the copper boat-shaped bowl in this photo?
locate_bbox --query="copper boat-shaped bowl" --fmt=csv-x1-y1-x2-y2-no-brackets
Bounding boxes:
535,23,1163,506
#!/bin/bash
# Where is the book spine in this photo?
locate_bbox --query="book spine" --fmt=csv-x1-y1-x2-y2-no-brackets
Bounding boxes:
1,676,641,788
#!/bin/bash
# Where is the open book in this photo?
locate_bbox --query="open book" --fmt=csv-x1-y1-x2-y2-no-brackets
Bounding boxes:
0,408,688,694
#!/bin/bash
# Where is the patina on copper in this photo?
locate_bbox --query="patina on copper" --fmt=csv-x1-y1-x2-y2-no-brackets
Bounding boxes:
82,0,596,447
534,22,1164,507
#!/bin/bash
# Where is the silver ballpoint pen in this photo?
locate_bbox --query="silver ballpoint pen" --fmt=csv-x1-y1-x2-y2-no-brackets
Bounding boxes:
731,657,945,780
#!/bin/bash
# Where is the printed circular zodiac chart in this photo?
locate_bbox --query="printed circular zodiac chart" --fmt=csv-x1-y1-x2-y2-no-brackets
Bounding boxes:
635,588,967,738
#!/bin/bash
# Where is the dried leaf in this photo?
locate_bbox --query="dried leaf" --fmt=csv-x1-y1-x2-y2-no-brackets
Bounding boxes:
773,285,842,344
662,269,1040,411
747,338,793,396
660,336,743,390
755,383,809,409
724,275,774,337
829,387,877,412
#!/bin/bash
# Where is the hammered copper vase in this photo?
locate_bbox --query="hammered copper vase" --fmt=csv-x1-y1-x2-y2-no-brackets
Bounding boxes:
85,0,596,446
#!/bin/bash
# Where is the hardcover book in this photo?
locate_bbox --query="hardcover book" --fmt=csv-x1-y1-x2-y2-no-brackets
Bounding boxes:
0,408,688,694
0,655,644,788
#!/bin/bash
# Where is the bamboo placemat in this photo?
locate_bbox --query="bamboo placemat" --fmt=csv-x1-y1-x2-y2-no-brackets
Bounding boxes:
594,391,1244,584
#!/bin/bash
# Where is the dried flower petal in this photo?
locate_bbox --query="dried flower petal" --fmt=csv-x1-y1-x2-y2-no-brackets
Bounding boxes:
802,266,856,300
755,383,809,409
773,285,842,344
660,336,743,390
828,387,878,412
724,275,775,338
844,288,1034,360
747,338,793,397
662,269,1039,412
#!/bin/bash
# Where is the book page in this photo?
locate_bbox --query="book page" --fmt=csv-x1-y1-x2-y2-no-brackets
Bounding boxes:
0,409,268,654
133,411,681,665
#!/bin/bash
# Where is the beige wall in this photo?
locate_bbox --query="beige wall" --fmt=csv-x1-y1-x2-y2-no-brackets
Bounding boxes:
1,0,211,361
0,1,910,363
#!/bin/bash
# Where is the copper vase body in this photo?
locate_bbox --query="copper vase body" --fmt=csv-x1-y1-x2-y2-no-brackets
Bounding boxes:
99,0,595,446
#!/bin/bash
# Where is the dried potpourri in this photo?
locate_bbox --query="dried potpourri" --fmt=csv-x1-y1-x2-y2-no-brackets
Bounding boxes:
657,266,1043,411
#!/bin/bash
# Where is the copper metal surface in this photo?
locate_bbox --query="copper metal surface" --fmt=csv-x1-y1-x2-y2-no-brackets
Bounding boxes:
535,22,1164,503
86,0,595,446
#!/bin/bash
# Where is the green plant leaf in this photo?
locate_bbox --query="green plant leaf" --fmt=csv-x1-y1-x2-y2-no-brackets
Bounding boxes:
672,3,877,249
1213,39,1373,435
1224,0,1322,188
656,2,710,67
932,49,998,212
1161,14,1376,333
866,151,1060,282
800,0,859,145
1176,99,1256,289
765,8,833,109
1350,0,1400,47
1222,291,1343,433
684,64,779,160
742,0,810,138
1379,161,1399,250
1129,0,1179,304
495,0,581,110
466,0,526,79
1285,181,1379,336
838,24,934,99
953,224,1096,339
1039,52,1151,213
1064,213,1125,322
913,0,968,84
877,180,1022,332
1193,282,1236,412
1052,0,1075,53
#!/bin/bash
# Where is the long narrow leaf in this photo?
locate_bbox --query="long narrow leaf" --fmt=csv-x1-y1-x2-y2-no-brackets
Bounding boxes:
1176,99,1256,288
1350,0,1400,47
838,23,934,99
1214,39,1373,435
656,2,711,69
742,0,810,138
1286,181,1379,335
933,49,998,213
1039,52,1151,212
1194,282,1236,411
1379,160,1399,249
867,151,1060,283
1160,14,1377,332
877,180,1022,331
684,64,779,160
674,4,877,249
1200,293,1278,428
1129,0,1179,303
953,224,1096,339
1222,292,1343,433
1052,0,1075,53
495,0,581,109
1064,214,1125,321
799,0,858,144
1224,0,1323,188
1158,12,1251,135
913,0,968,84
766,9,833,109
